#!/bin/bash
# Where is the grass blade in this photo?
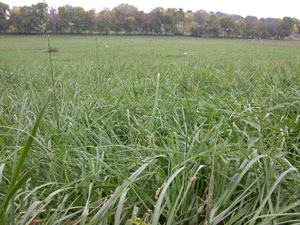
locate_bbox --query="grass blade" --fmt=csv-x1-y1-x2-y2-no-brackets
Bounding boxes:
80,183,93,225
0,99,48,224
114,188,129,225
152,167,185,225
89,163,149,224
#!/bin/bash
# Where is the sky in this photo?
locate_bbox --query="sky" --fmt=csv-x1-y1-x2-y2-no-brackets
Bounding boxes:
3,0,300,19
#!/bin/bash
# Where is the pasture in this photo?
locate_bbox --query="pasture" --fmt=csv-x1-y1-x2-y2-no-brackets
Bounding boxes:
0,35,300,224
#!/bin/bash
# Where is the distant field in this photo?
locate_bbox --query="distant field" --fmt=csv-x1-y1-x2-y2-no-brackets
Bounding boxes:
1,35,300,67
0,35,300,224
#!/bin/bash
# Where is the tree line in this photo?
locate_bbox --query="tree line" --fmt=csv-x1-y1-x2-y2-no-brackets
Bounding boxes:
0,2,299,39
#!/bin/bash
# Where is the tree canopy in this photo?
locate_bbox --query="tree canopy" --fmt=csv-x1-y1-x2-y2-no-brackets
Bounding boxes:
1,2,299,39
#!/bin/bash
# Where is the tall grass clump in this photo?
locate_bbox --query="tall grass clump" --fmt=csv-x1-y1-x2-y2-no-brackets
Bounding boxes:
0,36,299,224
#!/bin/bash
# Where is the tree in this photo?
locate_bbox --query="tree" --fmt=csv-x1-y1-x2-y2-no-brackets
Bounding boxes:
192,10,209,36
0,2,9,32
134,11,148,34
82,9,96,33
162,8,184,34
9,6,33,33
256,18,268,38
220,16,236,37
97,9,112,34
292,24,298,35
207,14,220,37
47,7,59,33
31,2,48,32
261,18,281,39
57,5,76,33
294,18,300,35
124,16,135,33
194,10,209,25
175,8,185,34
244,16,258,38
2,2,299,38
238,19,247,37
71,6,84,33
148,7,164,34
184,11,195,34
281,17,296,37
112,4,139,33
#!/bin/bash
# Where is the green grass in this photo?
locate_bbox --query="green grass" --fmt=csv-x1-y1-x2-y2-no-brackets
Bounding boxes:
0,35,300,224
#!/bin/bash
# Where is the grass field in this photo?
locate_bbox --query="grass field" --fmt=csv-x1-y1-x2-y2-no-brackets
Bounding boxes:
0,35,300,224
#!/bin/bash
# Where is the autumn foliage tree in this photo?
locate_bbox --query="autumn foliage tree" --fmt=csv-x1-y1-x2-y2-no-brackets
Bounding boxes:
0,1,299,38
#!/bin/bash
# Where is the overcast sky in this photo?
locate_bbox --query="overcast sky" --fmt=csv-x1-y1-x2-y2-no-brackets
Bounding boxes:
3,0,300,19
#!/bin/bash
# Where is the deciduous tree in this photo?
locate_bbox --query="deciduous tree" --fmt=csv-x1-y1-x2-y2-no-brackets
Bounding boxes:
0,2,9,32
220,16,236,37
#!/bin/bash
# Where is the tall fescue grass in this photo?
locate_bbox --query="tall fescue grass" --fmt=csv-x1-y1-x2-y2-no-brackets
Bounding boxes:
0,35,299,224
